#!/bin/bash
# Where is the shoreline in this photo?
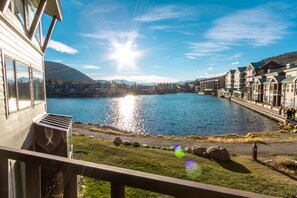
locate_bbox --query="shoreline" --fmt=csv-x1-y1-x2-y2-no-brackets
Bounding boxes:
73,122,297,156
72,122,297,144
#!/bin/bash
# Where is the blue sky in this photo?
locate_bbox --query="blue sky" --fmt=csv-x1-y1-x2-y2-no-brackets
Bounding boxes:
44,0,297,83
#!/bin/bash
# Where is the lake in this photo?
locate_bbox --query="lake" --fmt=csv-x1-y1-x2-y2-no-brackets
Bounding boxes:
47,93,279,136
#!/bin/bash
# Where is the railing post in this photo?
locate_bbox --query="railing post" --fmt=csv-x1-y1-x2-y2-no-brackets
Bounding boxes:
0,157,9,198
26,163,41,198
63,170,77,198
111,183,125,198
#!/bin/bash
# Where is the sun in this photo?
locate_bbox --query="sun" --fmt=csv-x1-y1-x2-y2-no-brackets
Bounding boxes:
109,40,140,69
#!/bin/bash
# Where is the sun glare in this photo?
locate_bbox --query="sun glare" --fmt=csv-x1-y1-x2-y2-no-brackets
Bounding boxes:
109,41,140,69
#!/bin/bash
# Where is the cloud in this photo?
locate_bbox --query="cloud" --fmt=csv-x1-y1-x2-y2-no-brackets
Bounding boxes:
208,67,213,70
82,65,101,70
231,61,240,65
96,75,176,83
185,2,294,59
81,31,141,42
185,41,230,58
198,72,225,79
206,4,291,46
48,40,78,54
134,5,195,22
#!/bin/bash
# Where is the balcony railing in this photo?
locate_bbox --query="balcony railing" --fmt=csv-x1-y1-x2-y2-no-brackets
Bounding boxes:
0,146,274,198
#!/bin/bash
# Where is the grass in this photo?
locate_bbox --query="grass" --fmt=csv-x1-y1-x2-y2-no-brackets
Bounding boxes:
73,136,297,198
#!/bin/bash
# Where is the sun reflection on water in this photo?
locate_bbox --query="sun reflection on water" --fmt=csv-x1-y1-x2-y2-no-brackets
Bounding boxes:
118,95,136,131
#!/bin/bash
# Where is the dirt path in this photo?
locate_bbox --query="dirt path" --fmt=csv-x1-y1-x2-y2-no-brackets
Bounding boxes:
73,125,297,156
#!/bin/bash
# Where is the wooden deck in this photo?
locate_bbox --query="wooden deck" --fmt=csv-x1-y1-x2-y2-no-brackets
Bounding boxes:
0,146,275,198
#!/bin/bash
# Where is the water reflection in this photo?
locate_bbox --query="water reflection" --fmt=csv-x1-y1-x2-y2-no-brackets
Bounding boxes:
118,95,136,131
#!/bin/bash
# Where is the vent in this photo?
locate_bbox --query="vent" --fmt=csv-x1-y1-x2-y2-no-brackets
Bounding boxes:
34,114,73,158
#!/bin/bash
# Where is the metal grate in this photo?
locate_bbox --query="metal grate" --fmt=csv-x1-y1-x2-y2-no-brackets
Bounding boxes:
35,114,72,132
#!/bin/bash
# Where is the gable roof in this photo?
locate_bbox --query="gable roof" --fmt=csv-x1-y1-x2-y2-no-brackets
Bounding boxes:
228,69,236,75
237,67,247,73
250,62,266,68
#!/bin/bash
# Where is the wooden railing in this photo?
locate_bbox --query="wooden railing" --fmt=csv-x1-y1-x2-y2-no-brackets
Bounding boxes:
0,146,274,198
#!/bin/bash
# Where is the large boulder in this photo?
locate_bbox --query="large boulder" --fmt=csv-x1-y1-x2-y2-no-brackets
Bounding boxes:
192,146,207,156
206,146,230,162
113,137,123,146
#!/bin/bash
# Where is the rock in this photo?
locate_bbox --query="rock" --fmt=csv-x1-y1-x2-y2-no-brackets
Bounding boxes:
113,137,123,146
142,144,149,148
72,132,79,136
192,146,207,156
161,147,166,150
184,147,192,153
170,146,175,151
122,141,131,146
156,146,161,149
88,135,95,138
132,142,140,147
206,146,230,162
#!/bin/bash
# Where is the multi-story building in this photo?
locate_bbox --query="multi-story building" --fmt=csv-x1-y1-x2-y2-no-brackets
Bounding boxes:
262,67,285,105
199,75,225,95
281,63,297,107
245,61,283,100
232,67,246,98
225,69,235,89
0,0,63,197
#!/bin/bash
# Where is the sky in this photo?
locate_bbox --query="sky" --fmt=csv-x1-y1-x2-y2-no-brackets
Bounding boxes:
44,0,297,83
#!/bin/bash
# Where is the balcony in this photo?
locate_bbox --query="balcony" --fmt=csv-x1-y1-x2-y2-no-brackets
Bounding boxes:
0,146,271,198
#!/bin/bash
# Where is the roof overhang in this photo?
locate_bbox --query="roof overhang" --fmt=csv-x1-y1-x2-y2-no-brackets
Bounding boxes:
44,0,62,21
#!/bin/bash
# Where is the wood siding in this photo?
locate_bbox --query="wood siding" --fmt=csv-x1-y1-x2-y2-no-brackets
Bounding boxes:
0,10,46,149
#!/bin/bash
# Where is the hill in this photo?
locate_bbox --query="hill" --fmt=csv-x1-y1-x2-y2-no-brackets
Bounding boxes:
45,61,95,83
261,51,297,65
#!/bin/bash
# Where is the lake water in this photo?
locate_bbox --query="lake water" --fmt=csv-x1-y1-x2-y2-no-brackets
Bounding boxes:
47,93,279,136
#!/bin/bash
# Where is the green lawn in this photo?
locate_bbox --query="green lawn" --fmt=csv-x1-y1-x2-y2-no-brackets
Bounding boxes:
73,136,297,198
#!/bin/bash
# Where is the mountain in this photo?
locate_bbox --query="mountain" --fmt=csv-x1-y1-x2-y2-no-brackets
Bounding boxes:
45,61,95,83
261,51,297,65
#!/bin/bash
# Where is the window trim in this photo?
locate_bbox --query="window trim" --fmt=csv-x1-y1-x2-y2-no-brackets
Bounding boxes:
3,55,34,115
15,61,31,110
32,67,45,106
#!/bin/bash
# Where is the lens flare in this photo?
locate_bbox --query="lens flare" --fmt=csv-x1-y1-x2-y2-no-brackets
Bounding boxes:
185,160,202,179
174,145,185,158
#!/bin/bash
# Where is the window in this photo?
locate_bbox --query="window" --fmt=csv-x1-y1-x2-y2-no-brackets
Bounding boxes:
25,0,39,28
5,57,33,113
5,58,17,112
14,0,25,26
16,63,31,109
33,69,45,104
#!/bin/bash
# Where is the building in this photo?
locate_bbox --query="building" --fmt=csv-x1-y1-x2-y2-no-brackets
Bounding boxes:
233,67,247,98
0,0,64,197
281,63,297,107
199,75,225,95
245,61,283,100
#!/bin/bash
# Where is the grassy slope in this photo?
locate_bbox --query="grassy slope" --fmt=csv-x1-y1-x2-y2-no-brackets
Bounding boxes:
74,136,297,198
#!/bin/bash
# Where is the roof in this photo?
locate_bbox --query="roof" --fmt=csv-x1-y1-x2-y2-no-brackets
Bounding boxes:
44,0,63,21
250,62,265,68
263,79,270,84
237,67,247,73
257,78,267,84
228,70,236,75
274,76,286,82
267,67,285,74
281,76,296,83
